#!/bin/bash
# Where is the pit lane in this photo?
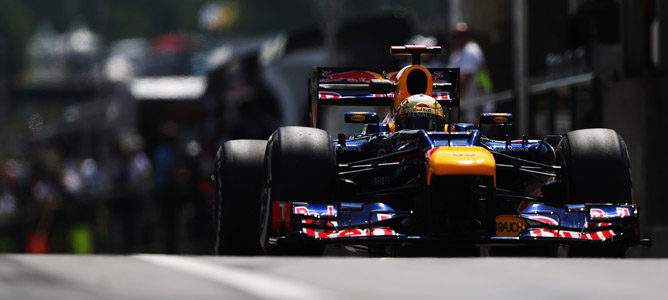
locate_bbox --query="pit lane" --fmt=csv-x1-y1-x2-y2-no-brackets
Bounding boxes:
1,254,667,299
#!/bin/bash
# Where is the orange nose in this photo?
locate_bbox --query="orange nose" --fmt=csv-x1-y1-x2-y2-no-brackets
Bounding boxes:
425,146,496,186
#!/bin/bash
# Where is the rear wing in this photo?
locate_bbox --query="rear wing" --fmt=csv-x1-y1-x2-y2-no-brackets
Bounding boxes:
308,67,460,127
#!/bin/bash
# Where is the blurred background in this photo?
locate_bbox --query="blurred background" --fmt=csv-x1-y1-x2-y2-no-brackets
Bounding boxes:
0,0,666,256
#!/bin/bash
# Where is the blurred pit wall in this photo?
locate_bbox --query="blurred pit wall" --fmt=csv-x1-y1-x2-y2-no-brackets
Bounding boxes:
610,0,668,257
603,77,668,257
455,0,668,256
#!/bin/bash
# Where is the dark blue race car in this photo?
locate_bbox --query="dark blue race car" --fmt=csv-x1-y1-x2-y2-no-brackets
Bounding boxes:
213,45,649,257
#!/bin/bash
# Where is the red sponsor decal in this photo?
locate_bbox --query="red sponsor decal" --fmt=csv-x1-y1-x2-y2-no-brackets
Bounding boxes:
302,227,397,239
526,215,559,226
318,91,341,99
529,229,616,240
321,70,380,83
294,205,335,218
431,70,447,83
590,207,631,219
322,205,335,216
370,228,395,236
617,207,630,217
405,45,427,49
431,91,450,100
304,226,315,237
294,205,338,237
338,229,364,237
294,206,309,215
590,208,605,219
587,222,613,228
271,201,291,233
529,229,556,238
377,213,392,221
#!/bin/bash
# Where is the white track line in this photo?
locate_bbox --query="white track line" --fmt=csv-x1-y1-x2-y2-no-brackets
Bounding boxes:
134,255,329,299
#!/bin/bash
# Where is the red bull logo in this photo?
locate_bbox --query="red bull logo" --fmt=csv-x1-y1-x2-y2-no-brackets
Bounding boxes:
590,207,631,219
431,70,447,83
319,91,341,99
320,70,382,83
387,71,399,82
524,215,559,226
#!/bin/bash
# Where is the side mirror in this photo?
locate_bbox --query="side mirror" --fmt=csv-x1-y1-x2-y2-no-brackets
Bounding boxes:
479,113,513,140
344,112,379,124
369,79,396,94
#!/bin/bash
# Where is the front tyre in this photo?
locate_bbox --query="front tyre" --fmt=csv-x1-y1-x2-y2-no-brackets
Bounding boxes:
259,126,336,255
557,128,632,205
557,128,632,257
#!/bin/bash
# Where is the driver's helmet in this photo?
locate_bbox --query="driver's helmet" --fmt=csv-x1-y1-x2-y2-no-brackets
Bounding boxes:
394,94,445,131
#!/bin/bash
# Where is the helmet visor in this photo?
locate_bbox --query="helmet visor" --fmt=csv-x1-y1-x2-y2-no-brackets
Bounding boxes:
399,115,444,131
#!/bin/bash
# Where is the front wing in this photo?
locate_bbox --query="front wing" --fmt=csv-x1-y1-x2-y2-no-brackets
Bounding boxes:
268,201,645,248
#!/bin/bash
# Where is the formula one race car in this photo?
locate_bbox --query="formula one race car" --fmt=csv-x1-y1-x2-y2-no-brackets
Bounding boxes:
213,45,649,257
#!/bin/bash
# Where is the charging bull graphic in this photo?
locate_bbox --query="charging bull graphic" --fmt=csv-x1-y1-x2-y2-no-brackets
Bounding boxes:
320,70,383,83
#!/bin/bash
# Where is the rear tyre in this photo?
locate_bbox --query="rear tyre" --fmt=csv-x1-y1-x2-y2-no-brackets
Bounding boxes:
260,126,336,255
557,128,632,257
213,140,267,255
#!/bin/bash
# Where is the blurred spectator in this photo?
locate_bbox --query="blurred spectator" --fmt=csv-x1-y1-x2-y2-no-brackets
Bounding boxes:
26,164,62,253
109,132,154,253
152,122,181,253
447,22,493,122
0,184,18,252
143,32,202,76
123,136,152,188
79,158,101,194
104,38,150,82
23,21,101,87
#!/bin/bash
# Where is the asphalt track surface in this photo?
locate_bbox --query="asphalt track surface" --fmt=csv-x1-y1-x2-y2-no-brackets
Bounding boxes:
1,254,667,300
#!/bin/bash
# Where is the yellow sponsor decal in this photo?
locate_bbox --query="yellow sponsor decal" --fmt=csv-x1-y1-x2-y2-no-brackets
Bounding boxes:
495,215,527,237
350,115,366,122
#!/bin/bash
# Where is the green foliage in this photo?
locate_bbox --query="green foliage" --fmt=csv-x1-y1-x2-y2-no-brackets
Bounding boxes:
0,0,36,79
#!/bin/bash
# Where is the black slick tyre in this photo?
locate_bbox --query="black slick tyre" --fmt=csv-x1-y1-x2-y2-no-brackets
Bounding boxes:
557,128,632,257
557,128,632,205
259,126,336,255
213,139,267,255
